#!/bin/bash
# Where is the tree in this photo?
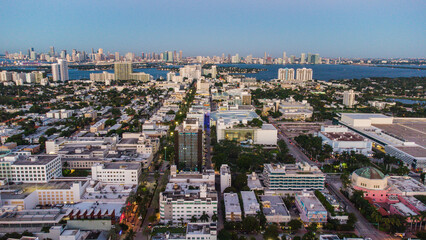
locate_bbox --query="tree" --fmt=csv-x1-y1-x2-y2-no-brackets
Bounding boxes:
302,232,316,240
45,127,58,136
39,136,47,151
242,216,260,233
200,211,210,222
212,213,218,222
190,215,198,222
256,210,267,229
224,186,238,193
125,229,135,240
233,173,248,191
288,219,302,232
218,229,232,240
247,118,263,128
263,224,279,240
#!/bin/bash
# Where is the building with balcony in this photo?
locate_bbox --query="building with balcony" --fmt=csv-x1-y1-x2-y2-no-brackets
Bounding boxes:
263,162,325,191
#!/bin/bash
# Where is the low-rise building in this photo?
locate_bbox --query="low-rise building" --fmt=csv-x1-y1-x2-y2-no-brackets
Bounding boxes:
186,223,217,240
159,183,218,224
90,119,107,133
260,195,291,223
318,125,372,155
223,193,242,221
169,165,215,188
263,162,325,191
240,191,260,216
295,191,327,223
91,162,141,185
247,172,263,191
10,155,62,183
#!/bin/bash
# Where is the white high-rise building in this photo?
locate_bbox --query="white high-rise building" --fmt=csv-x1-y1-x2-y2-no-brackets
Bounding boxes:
282,52,287,64
211,65,217,78
167,72,176,81
179,65,202,80
300,53,306,64
58,59,69,81
296,68,313,81
220,164,231,193
51,63,60,81
278,68,295,81
343,90,355,108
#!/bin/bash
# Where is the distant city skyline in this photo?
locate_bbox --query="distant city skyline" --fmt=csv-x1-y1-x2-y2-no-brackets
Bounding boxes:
0,0,425,58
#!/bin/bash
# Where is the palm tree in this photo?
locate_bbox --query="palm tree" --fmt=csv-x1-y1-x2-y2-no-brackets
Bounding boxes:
212,213,218,222
126,229,136,240
372,211,382,229
420,211,426,230
190,215,198,223
408,213,414,230
199,212,210,222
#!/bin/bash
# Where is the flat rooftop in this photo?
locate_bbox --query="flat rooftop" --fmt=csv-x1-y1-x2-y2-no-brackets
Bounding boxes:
322,131,365,141
393,145,426,158
118,138,139,144
102,162,140,170
342,113,391,119
388,176,426,194
240,191,260,213
210,110,259,124
373,118,426,148
260,195,290,216
224,193,242,213
62,230,80,236
187,223,217,235
296,192,327,212
13,155,58,165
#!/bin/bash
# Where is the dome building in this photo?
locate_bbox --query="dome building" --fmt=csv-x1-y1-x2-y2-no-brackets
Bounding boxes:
351,167,392,202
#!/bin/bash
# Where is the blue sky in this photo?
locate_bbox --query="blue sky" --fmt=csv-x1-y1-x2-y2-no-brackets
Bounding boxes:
0,0,425,58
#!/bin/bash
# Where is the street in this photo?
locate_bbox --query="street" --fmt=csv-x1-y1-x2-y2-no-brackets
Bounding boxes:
273,121,396,240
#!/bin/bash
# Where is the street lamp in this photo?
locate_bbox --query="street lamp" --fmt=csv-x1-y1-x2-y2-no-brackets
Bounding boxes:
164,147,167,162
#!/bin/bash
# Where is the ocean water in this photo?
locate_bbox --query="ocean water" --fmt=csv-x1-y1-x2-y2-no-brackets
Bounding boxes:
218,64,426,81
2,61,425,81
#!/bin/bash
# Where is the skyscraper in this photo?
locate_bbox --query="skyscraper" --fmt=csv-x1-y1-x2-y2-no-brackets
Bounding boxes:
179,50,183,62
58,59,69,81
167,51,173,63
307,53,313,64
115,52,120,61
343,90,355,108
282,52,287,64
296,68,313,81
114,62,132,80
300,53,306,64
278,68,295,81
60,50,67,59
174,119,203,172
51,63,60,81
50,46,55,57
313,54,320,64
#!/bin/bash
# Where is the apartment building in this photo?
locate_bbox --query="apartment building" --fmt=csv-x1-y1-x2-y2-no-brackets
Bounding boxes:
263,162,325,191
223,193,242,221
295,191,327,223
3,155,63,183
159,183,218,224
91,162,141,185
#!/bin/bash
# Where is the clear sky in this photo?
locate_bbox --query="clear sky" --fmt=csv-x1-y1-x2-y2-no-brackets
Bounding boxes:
1,0,425,58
